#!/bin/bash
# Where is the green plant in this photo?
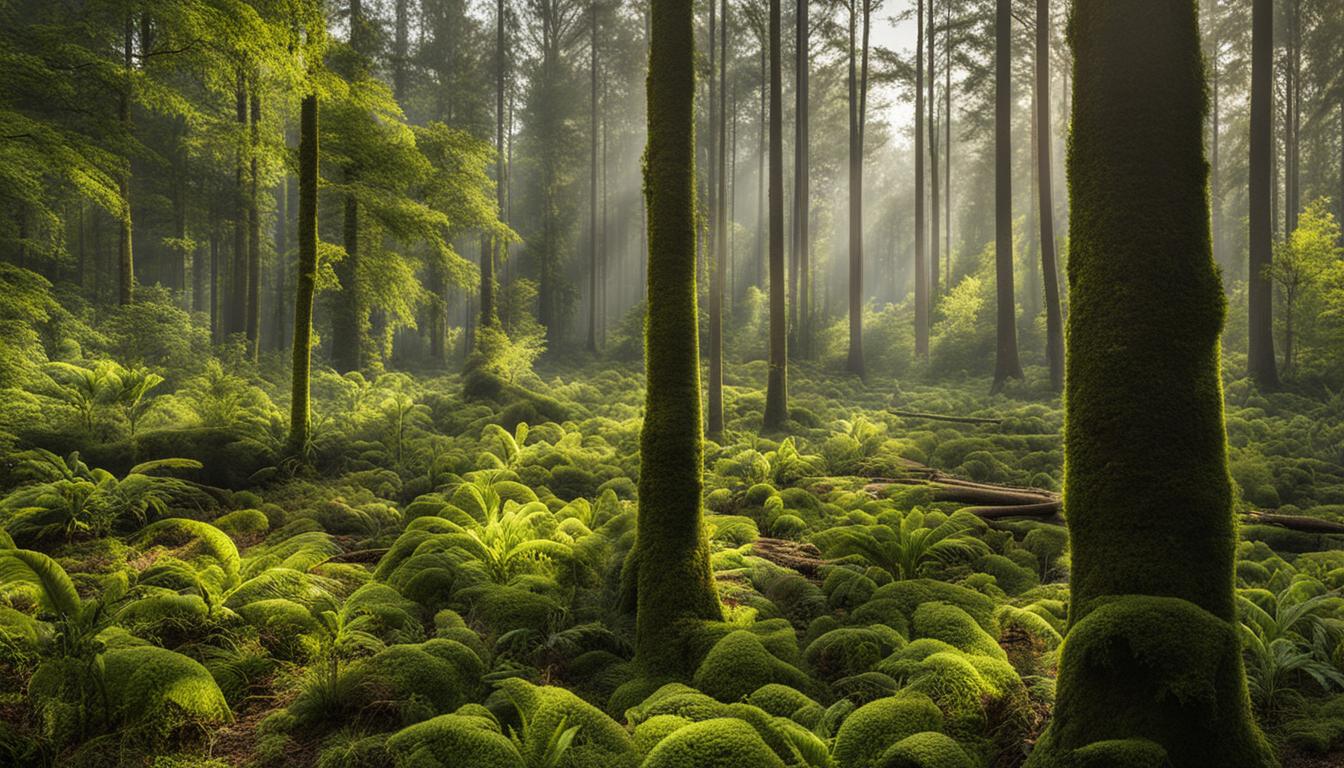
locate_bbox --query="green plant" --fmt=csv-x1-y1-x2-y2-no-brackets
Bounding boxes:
1,450,202,542
812,510,989,581
1238,585,1344,718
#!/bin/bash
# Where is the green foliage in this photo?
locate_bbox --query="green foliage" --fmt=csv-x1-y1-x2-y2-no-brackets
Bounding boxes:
813,511,989,582
640,718,788,768
831,693,944,768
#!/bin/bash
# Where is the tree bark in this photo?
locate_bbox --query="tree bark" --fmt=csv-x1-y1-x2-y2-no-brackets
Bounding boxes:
928,0,939,299
288,92,319,455
989,0,1023,394
763,0,788,429
794,0,810,357
635,0,723,673
708,0,728,438
1027,3,1275,763
230,72,248,336
118,14,135,305
914,0,928,358
246,89,262,358
1248,0,1278,388
1036,0,1063,392
587,1,599,353
845,0,864,376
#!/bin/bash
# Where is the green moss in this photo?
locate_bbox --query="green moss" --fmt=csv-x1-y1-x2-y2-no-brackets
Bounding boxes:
978,554,1039,596
871,579,998,635
632,715,693,756
744,684,818,718
495,679,637,768
99,645,232,735
878,731,975,768
823,566,878,611
640,718,786,768
804,626,906,682
1025,596,1273,767
214,508,270,538
386,713,524,768
832,693,944,768
910,602,1005,661
692,630,810,703
1067,739,1169,768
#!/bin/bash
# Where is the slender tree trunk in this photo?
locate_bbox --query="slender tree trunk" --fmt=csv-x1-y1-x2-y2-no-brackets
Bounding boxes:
634,0,723,673
394,0,408,102
588,1,599,353
1248,0,1278,388
1285,0,1300,236
763,0,788,428
914,0,928,358
118,14,135,305
845,0,865,376
230,72,248,336
1037,0,1062,392
1208,0,1221,269
795,0,810,357
273,173,288,352
247,89,262,357
944,0,951,287
289,92,319,456
1028,4,1275,763
490,0,506,327
928,0,940,299
989,0,1022,394
758,39,766,289
209,217,220,340
708,0,728,438
333,178,362,372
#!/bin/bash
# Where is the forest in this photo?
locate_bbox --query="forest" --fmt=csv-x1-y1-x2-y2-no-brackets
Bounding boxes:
1,0,1343,766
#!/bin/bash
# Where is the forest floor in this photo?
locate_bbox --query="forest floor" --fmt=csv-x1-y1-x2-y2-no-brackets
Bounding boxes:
3,356,1344,767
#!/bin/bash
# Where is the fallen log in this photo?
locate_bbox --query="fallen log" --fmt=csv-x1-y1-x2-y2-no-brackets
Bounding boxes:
889,409,1004,425
864,463,1063,525
1243,511,1344,535
752,537,827,576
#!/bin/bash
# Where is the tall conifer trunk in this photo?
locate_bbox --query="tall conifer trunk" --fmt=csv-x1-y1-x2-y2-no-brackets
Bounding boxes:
1248,0,1278,388
989,0,1022,394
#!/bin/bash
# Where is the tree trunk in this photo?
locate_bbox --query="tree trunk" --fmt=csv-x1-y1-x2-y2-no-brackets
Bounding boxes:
1027,3,1276,763
288,92,319,456
118,14,135,305
588,1,599,353
1208,0,1221,269
989,0,1023,394
634,0,723,673
763,0,788,429
332,181,362,372
247,89,262,358
1248,0,1278,388
914,0,928,358
944,0,951,289
1037,0,1063,392
708,0,728,438
928,0,939,299
845,0,867,377
272,168,289,351
230,72,248,336
794,0,810,357
493,0,506,327
394,0,408,102
757,39,766,290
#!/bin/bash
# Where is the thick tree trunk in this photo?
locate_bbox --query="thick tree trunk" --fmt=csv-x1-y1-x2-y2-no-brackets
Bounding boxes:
1037,0,1063,392
1248,0,1278,388
914,0,928,358
634,0,723,673
1027,4,1275,764
989,0,1023,394
288,93,319,455
763,0,788,429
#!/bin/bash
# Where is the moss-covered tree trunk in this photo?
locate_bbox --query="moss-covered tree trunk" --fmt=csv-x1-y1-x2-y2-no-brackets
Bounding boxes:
989,0,1022,395
1036,0,1063,392
634,0,723,673
1247,0,1278,388
1026,3,1276,766
762,0,788,429
288,92,319,456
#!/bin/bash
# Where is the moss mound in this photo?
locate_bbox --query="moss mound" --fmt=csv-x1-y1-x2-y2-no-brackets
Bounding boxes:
640,718,787,768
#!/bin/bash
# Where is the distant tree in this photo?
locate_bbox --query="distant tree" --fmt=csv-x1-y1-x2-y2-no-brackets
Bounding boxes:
1036,0,1062,392
1248,0,1278,388
289,89,320,458
633,0,723,673
989,0,1022,394
707,0,728,438
763,0,788,429
1028,3,1276,764
913,0,929,359
1270,199,1343,378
